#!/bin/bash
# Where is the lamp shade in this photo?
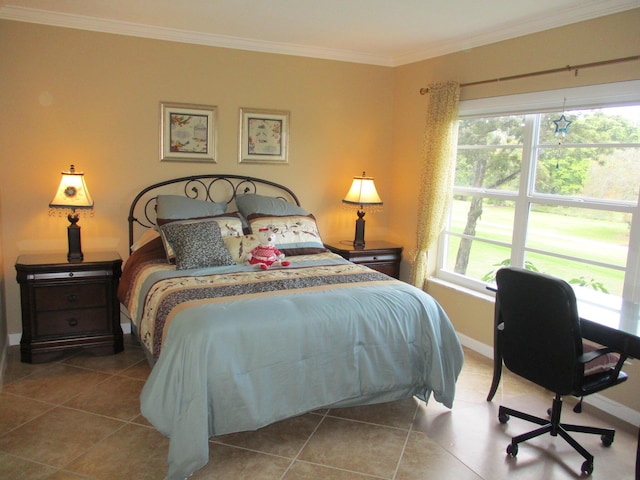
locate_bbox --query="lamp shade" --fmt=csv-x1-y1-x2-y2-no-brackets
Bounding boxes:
342,173,383,208
50,165,94,209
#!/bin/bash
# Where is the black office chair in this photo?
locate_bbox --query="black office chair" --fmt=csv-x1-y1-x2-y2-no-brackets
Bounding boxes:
494,267,628,476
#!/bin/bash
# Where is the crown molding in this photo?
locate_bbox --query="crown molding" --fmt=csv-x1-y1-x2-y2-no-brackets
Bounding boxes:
393,0,639,66
1,1,637,67
0,5,395,66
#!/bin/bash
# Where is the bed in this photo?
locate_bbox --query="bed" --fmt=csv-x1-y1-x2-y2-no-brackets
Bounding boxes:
118,174,464,480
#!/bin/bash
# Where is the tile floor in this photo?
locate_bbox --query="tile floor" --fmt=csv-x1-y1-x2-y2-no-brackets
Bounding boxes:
0,337,637,479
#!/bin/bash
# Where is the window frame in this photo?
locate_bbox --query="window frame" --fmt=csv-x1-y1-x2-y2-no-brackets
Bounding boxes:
436,80,640,304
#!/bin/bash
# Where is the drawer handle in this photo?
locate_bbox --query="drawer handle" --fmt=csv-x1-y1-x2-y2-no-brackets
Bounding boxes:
66,294,78,304
68,318,79,327
373,256,378,260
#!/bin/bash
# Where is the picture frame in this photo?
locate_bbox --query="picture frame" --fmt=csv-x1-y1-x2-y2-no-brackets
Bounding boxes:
160,102,217,163
238,108,289,164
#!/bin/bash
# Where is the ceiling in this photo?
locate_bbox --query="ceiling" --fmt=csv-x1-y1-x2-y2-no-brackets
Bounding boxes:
0,0,637,66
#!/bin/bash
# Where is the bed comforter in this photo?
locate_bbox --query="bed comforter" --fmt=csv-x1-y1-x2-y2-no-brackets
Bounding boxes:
119,238,464,480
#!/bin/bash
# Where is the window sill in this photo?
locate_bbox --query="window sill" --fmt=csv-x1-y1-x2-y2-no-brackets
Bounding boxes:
427,276,496,303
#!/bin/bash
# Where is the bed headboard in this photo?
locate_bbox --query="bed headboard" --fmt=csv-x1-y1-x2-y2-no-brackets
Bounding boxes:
127,174,301,249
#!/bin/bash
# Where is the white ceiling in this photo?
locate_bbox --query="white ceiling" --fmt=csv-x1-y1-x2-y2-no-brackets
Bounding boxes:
0,0,637,66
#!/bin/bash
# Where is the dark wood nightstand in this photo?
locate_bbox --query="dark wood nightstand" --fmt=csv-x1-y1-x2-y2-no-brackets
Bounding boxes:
324,240,403,279
15,252,124,363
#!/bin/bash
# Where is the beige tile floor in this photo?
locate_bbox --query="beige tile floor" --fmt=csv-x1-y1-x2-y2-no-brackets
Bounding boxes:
0,337,637,479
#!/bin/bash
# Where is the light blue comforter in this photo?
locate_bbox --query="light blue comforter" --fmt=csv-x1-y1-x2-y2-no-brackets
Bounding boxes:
134,255,464,480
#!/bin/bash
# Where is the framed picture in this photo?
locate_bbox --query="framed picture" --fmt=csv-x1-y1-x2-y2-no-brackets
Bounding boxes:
239,108,289,164
160,102,217,163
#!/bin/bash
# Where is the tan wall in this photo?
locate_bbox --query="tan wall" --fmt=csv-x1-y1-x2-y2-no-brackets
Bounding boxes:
1,9,639,413
0,20,394,336
392,9,640,414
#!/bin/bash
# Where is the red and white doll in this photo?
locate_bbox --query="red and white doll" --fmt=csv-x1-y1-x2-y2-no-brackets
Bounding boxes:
248,227,290,269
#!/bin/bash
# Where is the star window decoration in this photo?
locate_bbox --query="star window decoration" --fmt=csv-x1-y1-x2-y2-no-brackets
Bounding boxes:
553,114,572,138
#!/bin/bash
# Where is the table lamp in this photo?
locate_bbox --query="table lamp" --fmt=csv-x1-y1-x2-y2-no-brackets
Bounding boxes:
342,171,383,248
49,165,94,261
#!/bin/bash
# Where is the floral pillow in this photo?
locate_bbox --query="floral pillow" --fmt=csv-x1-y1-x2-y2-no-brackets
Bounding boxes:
223,234,261,264
247,214,327,256
159,220,235,270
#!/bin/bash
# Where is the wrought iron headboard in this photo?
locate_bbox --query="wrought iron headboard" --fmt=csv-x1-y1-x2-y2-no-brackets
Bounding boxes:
127,174,301,249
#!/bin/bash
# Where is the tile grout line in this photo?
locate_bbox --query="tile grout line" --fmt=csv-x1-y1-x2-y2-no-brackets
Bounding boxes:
0,391,59,438
58,418,131,477
391,400,421,480
277,409,329,479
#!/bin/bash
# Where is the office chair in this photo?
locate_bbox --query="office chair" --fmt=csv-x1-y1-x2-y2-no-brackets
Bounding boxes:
494,267,628,476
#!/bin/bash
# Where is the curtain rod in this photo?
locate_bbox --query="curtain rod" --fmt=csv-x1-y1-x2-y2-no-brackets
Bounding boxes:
419,55,640,95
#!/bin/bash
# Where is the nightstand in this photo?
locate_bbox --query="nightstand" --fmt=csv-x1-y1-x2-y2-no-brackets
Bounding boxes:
324,240,403,279
15,252,124,363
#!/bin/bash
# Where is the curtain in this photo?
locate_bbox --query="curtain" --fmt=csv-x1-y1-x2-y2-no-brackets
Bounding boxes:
410,81,460,289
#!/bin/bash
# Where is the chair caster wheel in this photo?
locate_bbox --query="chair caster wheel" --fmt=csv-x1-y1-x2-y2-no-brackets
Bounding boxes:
506,442,518,457
601,434,613,447
498,412,510,424
581,460,593,476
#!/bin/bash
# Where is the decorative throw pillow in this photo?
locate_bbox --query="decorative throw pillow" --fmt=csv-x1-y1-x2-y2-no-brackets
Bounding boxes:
247,214,327,256
223,234,261,264
236,193,308,218
156,195,228,226
159,216,243,262
159,220,235,270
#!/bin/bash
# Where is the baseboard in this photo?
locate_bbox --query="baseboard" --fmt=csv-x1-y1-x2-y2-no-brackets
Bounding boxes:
0,339,7,385
8,332,20,346
457,332,640,428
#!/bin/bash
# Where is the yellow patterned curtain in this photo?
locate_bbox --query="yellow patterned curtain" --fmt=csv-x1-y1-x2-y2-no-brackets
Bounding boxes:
410,81,460,289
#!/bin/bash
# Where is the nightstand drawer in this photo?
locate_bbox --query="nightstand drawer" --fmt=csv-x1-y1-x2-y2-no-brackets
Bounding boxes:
35,307,109,337
28,269,111,281
350,252,399,263
364,263,398,278
34,284,106,311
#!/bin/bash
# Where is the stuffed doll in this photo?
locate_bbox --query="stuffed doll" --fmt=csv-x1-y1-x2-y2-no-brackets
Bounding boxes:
248,227,290,269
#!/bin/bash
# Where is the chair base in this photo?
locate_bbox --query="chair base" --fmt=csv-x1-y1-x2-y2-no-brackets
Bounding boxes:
498,394,615,476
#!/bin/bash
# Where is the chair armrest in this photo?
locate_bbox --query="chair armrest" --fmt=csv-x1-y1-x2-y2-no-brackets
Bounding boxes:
578,346,613,364
579,343,628,376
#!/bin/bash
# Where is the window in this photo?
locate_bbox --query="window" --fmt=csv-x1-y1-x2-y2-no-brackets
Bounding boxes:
437,81,640,306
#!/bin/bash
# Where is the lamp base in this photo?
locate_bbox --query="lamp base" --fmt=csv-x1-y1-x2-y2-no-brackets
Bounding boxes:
67,219,84,262
353,211,366,248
